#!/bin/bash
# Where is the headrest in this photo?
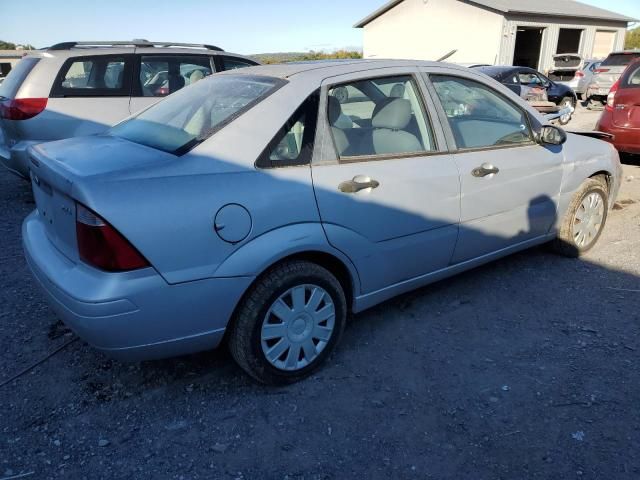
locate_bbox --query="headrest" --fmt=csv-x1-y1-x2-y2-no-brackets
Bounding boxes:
328,95,343,125
190,69,205,84
390,83,405,98
372,98,412,130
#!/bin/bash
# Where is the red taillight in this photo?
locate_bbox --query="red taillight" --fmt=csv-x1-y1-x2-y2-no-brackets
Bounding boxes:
75,203,149,272
0,98,47,120
574,71,585,78
605,79,620,112
594,68,610,74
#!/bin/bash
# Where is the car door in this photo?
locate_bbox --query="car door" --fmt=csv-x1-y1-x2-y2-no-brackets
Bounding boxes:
310,69,460,294
424,71,563,263
46,54,134,137
129,54,215,114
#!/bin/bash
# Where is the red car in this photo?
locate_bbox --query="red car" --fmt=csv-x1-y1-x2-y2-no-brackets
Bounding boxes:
596,59,640,155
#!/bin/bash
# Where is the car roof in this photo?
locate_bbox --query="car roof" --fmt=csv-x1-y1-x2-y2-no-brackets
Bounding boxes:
473,65,519,78
217,59,466,81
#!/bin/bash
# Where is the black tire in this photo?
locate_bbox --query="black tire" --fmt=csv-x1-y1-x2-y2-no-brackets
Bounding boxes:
228,260,347,385
550,176,609,257
586,98,604,111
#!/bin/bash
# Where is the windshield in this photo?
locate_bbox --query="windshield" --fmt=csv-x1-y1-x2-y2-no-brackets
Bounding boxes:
602,53,640,67
110,74,284,154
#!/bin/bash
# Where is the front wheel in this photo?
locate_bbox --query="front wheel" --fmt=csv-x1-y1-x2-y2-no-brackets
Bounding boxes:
551,177,608,257
228,260,347,384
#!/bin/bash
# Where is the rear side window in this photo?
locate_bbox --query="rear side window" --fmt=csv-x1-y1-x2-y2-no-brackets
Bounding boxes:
257,90,319,168
51,56,131,97
431,75,533,150
222,57,257,70
623,64,640,88
602,53,640,67
0,56,39,98
137,55,213,97
110,74,284,154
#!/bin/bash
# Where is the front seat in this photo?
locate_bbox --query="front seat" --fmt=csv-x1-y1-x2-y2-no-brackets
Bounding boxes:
328,95,350,156
371,98,422,155
189,69,205,85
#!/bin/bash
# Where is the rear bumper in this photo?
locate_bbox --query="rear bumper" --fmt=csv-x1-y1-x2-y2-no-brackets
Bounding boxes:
0,139,40,178
22,211,254,361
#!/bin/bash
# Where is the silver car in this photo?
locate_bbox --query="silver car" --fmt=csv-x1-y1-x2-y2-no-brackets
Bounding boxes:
586,50,640,108
22,60,621,384
0,40,258,178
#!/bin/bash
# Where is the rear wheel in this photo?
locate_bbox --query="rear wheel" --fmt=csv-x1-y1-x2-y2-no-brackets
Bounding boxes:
587,97,604,111
228,260,347,385
551,177,608,257
558,97,575,125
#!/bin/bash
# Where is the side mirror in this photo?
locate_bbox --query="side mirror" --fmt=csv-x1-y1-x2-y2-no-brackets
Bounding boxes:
538,125,567,145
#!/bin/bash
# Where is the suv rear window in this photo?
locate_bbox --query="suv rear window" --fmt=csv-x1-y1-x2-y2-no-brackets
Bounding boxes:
51,55,131,97
0,56,39,99
110,74,284,154
602,53,640,67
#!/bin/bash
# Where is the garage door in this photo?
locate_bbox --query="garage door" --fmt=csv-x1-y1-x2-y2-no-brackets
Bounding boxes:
593,31,616,59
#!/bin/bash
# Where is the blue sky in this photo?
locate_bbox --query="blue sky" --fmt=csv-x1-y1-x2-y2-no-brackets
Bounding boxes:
2,0,639,55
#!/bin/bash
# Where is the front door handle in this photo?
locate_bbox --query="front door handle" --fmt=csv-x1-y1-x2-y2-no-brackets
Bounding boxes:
339,176,380,193
472,163,499,177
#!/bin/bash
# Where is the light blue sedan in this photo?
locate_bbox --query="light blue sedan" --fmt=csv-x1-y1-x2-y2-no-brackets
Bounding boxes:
23,60,621,384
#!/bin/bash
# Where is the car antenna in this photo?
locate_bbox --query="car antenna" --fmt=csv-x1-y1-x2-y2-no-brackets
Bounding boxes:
436,49,457,62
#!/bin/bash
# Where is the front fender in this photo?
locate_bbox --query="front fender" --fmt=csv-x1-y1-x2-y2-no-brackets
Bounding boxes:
213,222,361,295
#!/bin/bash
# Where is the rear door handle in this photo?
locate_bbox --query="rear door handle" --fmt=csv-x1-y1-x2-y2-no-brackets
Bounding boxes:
339,176,380,193
472,164,499,177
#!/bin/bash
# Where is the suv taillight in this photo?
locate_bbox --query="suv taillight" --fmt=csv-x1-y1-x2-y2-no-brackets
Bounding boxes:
594,68,610,74
76,203,149,272
574,71,585,78
0,98,47,120
606,80,620,112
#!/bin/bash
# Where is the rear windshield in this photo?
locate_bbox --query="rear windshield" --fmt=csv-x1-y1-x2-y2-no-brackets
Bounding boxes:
0,56,39,99
110,74,284,154
602,53,640,67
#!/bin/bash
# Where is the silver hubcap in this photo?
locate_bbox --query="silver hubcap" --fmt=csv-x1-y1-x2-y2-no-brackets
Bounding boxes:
261,284,335,371
573,191,605,248
560,100,572,123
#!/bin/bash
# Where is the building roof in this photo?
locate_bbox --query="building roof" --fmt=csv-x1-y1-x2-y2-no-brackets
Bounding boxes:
354,0,636,27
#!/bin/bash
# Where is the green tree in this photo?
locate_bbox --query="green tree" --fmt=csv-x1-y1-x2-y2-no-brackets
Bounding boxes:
626,27,640,49
0,41,17,50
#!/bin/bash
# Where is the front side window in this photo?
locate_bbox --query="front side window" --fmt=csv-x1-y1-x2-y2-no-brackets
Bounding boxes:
52,56,129,96
110,75,283,154
431,75,533,150
138,55,213,97
327,75,435,158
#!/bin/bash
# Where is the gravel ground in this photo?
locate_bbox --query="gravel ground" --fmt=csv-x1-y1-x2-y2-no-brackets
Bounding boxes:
1,111,640,479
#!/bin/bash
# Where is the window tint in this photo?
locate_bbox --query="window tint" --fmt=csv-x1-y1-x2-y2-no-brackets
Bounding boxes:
431,75,532,150
222,57,256,70
602,53,640,67
327,75,435,158
138,55,213,97
51,56,130,97
111,75,282,154
61,58,124,89
258,91,319,168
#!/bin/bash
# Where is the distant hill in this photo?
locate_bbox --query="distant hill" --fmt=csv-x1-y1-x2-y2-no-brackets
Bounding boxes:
250,50,362,64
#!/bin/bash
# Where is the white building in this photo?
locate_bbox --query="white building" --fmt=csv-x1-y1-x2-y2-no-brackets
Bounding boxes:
355,0,635,71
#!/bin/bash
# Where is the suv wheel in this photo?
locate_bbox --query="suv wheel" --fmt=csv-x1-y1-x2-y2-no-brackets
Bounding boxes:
228,260,347,384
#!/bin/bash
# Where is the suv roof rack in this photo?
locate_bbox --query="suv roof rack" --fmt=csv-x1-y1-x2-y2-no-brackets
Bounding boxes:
48,40,224,51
